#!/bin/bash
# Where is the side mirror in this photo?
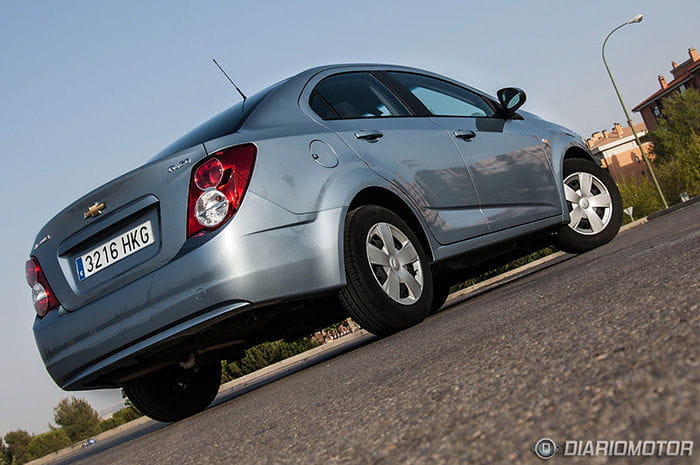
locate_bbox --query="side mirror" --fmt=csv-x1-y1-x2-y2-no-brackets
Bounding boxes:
496,87,526,118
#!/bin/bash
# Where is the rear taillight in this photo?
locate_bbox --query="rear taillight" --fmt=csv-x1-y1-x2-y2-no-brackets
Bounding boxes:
25,257,60,317
187,144,256,237
194,158,224,190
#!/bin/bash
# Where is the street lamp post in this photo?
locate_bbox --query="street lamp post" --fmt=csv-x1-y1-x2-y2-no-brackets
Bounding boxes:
602,14,669,209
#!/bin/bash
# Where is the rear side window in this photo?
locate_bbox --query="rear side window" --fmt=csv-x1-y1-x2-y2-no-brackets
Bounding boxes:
309,91,337,119
389,72,495,118
311,72,410,119
151,82,281,161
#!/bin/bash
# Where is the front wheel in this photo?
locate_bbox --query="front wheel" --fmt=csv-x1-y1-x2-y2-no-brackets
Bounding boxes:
553,159,623,253
124,362,221,422
339,206,433,336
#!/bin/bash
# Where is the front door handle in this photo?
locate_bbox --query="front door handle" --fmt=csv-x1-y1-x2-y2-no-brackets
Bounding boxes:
454,130,476,140
355,130,384,141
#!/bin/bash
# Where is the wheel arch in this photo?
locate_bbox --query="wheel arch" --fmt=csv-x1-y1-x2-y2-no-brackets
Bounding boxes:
563,145,597,164
546,137,599,217
347,187,435,262
549,137,598,182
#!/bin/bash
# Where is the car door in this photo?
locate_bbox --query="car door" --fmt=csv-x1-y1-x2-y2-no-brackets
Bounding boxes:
307,71,488,244
387,72,561,233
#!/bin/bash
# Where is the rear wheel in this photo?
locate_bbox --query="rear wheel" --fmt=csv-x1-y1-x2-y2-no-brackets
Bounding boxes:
124,362,221,422
339,206,432,336
553,159,622,253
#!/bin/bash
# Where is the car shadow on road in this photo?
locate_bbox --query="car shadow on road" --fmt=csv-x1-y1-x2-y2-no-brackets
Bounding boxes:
211,333,377,408
46,333,378,465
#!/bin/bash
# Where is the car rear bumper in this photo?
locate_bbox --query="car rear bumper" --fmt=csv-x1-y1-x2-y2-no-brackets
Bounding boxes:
34,193,345,389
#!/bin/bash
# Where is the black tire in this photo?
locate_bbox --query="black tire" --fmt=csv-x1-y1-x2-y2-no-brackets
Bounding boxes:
553,159,623,253
124,362,221,422
430,280,451,314
339,205,433,336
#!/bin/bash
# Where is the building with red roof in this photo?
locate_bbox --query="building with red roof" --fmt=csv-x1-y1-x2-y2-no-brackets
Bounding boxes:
632,47,699,131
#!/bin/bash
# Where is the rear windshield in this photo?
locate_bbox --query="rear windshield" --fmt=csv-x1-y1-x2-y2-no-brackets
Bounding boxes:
151,82,280,160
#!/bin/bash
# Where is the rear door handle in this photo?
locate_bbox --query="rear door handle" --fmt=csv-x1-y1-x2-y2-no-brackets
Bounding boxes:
454,130,476,140
355,130,384,141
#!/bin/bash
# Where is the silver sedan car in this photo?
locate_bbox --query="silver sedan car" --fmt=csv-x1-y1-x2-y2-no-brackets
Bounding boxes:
27,64,622,421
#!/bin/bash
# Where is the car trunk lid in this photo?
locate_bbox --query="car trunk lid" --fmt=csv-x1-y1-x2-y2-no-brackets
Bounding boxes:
30,144,206,311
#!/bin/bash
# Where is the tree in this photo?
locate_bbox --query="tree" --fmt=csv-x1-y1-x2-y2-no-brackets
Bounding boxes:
617,175,664,220
0,440,13,465
221,338,319,382
26,430,71,460
53,398,99,443
120,388,140,411
3,430,33,465
648,88,700,200
96,418,121,434
111,406,141,424
650,88,700,164
95,406,143,434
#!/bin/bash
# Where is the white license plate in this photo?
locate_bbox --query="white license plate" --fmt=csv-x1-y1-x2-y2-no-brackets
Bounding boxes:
76,220,155,281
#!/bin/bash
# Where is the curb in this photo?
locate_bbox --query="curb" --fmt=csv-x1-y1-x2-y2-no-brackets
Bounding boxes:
647,196,699,220
619,217,648,232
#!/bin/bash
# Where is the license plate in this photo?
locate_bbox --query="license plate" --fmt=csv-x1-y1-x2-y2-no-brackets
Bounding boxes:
76,220,155,281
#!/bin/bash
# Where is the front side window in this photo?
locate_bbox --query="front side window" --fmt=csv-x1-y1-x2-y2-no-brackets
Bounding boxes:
311,72,410,119
389,72,495,118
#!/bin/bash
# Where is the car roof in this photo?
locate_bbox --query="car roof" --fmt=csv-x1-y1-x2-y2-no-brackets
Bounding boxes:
152,63,499,160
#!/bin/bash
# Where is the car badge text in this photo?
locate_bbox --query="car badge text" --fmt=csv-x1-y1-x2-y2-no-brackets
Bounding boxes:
84,202,106,219
168,158,191,173
33,234,52,250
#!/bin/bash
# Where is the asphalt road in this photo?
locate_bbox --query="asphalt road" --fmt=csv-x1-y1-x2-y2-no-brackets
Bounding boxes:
57,203,699,465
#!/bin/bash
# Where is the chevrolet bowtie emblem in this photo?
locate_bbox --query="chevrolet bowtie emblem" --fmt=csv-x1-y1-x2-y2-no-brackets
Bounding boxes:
84,202,106,219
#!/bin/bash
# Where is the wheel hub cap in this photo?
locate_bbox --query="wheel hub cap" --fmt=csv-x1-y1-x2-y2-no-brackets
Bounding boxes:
563,171,613,235
366,222,423,305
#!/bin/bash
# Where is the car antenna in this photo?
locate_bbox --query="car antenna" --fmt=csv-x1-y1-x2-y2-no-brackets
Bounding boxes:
212,58,247,104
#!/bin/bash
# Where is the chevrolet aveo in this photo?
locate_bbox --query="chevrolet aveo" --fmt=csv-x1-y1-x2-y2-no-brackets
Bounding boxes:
28,64,622,421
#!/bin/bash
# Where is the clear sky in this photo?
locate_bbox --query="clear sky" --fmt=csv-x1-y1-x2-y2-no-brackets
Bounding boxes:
0,0,697,435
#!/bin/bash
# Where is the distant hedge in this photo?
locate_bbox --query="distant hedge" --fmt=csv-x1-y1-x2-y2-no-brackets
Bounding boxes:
221,338,319,383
